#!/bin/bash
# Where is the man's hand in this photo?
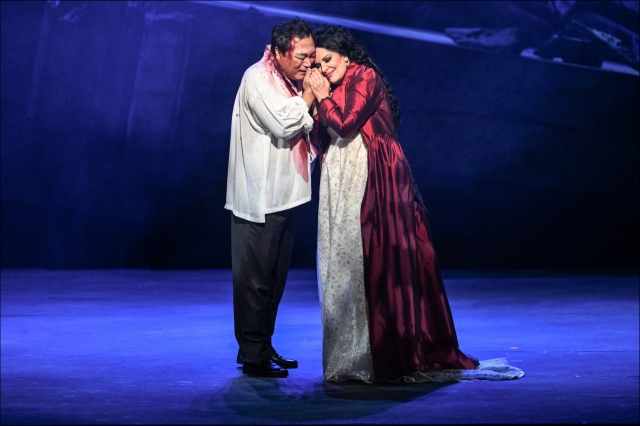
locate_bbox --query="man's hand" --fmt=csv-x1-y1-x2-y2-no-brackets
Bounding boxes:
302,67,312,92
308,69,331,100
301,67,315,110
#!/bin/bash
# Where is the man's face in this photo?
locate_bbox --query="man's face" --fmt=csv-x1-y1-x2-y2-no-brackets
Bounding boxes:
275,36,316,81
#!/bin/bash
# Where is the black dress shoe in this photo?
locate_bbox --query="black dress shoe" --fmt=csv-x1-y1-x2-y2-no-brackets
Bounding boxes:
237,351,298,369
242,360,288,378
270,351,298,369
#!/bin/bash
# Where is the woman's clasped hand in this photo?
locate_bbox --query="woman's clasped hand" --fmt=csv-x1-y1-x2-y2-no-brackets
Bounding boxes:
307,68,331,101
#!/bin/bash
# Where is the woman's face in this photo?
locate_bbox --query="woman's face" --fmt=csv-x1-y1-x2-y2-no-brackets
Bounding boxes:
315,47,349,84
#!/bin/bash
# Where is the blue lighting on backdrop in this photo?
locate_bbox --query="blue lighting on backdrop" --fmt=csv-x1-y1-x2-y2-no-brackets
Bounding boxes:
0,1,638,269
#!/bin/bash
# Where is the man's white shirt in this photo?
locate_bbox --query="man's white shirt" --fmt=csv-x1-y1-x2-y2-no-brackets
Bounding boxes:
225,48,314,223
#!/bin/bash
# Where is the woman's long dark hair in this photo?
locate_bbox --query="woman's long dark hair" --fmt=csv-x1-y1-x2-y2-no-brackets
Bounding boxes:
314,25,401,127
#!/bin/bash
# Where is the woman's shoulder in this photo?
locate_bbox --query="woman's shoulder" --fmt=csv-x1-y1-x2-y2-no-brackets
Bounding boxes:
344,64,380,92
349,63,377,81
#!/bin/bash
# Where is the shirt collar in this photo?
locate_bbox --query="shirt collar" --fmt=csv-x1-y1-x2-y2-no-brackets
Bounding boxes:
262,45,298,96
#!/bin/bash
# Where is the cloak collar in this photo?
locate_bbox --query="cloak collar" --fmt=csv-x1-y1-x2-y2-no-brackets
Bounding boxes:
334,62,366,88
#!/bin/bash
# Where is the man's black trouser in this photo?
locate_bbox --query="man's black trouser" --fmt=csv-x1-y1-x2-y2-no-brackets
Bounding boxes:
231,208,298,364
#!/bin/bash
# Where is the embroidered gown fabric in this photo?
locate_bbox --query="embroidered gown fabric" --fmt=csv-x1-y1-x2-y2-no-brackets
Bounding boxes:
317,129,374,382
313,64,524,383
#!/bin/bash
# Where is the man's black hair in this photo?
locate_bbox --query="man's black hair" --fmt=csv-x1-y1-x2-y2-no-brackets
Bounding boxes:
270,17,314,57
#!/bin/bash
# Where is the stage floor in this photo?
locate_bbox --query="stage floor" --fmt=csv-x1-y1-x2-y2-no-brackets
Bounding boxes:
1,269,638,424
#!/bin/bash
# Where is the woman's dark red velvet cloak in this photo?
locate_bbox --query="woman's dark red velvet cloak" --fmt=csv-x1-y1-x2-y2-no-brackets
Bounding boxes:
311,63,479,381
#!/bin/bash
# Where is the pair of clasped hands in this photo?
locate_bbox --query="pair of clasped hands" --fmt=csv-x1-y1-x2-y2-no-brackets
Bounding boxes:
303,67,331,108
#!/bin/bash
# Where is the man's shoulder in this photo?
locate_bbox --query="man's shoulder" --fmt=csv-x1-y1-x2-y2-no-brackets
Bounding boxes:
240,63,283,100
242,61,269,84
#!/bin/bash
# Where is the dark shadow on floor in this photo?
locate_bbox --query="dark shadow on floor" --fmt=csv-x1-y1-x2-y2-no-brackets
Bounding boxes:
217,375,453,421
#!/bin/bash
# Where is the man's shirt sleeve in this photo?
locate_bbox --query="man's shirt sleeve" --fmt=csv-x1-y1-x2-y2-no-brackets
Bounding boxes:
248,86,314,140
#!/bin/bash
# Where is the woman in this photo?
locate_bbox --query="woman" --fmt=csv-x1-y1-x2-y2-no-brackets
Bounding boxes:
307,26,521,383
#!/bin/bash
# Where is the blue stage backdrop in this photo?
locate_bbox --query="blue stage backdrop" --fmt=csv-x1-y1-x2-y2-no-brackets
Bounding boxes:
1,1,638,269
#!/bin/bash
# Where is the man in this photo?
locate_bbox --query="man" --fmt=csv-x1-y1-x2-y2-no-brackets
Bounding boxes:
225,18,316,378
